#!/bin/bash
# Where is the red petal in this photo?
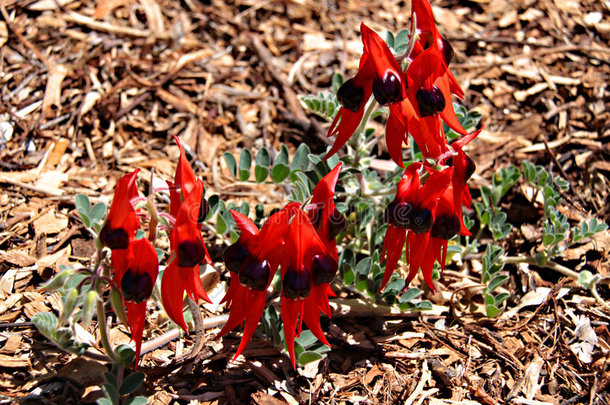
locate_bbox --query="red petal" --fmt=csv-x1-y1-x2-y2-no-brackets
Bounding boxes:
386,104,408,167
324,107,365,159
160,260,188,331
381,225,407,290
125,301,147,365
232,289,268,360
282,297,304,368
173,135,198,198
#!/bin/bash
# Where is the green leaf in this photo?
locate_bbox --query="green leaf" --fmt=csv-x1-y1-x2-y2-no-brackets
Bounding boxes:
542,233,555,246
295,330,318,348
32,312,59,341
97,398,114,405
90,202,107,224
343,269,354,285
494,292,511,306
415,301,433,310
399,288,421,303
223,152,237,179
216,212,227,235
331,72,344,95
275,144,289,165
385,31,395,49
395,29,410,48
254,147,270,183
124,397,149,405
578,270,594,289
271,164,290,183
116,344,136,367
239,149,252,181
291,144,310,172
102,383,119,405
487,274,509,293
486,304,501,317
119,371,145,395
298,351,324,365
103,372,117,386
75,194,90,215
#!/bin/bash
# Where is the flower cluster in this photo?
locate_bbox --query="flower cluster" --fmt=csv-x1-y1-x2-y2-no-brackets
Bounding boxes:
101,136,213,365
217,164,344,367
99,170,158,364
326,0,481,291
161,136,212,332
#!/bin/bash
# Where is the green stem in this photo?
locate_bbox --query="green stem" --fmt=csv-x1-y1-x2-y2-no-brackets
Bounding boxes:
502,256,579,279
97,300,120,363
590,282,610,311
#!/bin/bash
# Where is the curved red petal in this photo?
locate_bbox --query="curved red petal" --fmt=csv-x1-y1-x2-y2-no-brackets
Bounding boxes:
125,301,147,365
381,225,407,290
160,260,188,331
173,135,198,198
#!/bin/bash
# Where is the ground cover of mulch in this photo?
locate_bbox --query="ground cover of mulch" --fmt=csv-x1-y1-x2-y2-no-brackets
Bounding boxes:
0,0,609,403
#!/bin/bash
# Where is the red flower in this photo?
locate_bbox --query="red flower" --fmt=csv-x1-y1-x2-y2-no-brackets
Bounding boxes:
99,170,141,250
216,208,287,360
113,238,159,365
280,207,337,367
308,162,345,260
327,23,412,167
167,136,208,221
218,165,344,366
382,163,453,291
161,172,212,332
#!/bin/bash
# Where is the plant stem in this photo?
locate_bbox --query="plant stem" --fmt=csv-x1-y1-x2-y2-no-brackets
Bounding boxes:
97,300,121,363
503,256,579,279
355,100,378,140
590,283,610,311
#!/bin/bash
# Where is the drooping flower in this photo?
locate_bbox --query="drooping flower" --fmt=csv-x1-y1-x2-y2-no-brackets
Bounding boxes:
382,163,453,291
308,162,345,259
217,164,344,366
327,23,413,167
280,207,338,367
161,180,212,331
216,208,288,359
99,170,141,250
112,238,159,365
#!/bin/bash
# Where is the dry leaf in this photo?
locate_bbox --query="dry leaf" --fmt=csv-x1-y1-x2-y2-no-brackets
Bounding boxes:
42,64,69,118
27,0,76,11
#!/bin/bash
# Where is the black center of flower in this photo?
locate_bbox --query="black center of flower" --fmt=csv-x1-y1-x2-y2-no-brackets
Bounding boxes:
411,208,433,234
282,266,312,300
439,38,454,66
177,239,206,267
99,225,129,250
327,208,346,240
223,242,249,273
431,214,461,240
198,194,210,224
337,78,365,112
416,86,445,117
463,154,476,181
121,269,153,303
238,259,270,291
384,201,413,229
312,254,338,286
372,72,404,106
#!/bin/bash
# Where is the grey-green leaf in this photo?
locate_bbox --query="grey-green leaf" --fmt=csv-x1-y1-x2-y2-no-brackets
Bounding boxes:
223,152,237,179
239,149,252,181
119,372,145,395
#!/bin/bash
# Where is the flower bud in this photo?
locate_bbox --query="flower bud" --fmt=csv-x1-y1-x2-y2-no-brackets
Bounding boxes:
40,268,74,292
337,78,365,112
372,72,404,106
110,286,129,326
416,86,445,117
411,208,433,234
312,254,338,286
223,242,249,273
81,290,98,331
60,287,79,325
239,259,270,291
177,239,206,267
121,269,154,303
282,266,312,300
